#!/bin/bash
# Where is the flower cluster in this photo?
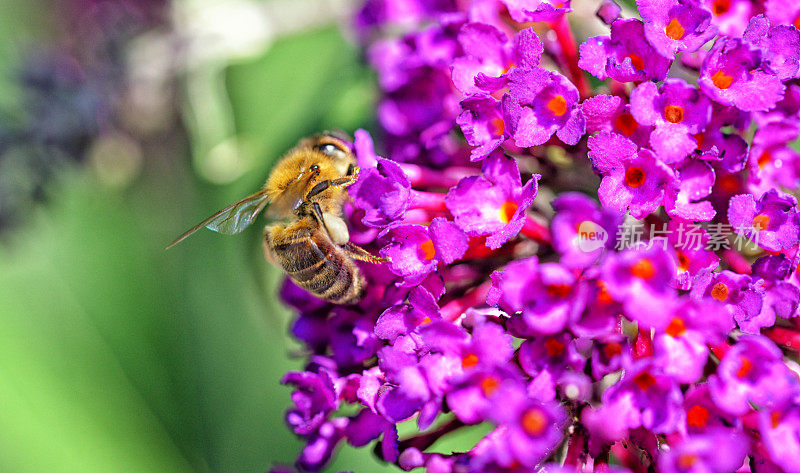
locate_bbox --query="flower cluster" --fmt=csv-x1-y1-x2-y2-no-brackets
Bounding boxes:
276,1,800,472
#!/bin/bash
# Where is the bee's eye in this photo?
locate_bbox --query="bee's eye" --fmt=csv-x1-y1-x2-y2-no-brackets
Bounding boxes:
316,143,347,158
310,164,320,172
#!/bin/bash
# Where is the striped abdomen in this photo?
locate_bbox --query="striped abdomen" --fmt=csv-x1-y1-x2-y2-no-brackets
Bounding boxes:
265,222,363,304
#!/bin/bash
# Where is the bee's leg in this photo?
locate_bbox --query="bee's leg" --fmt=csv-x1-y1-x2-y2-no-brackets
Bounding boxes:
304,165,360,200
342,242,388,264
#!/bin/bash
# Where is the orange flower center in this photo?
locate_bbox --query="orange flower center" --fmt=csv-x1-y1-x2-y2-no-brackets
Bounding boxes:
737,356,753,378
462,353,479,369
678,454,698,469
603,342,622,358
753,214,770,231
521,408,548,436
545,338,565,357
624,166,646,187
664,104,685,123
420,239,436,260
499,201,518,224
631,258,655,279
625,53,645,71
490,117,505,136
758,151,771,169
419,316,432,325
712,0,731,15
666,18,685,40
546,284,571,298
794,13,800,31
677,251,691,272
711,70,733,89
772,411,782,428
615,113,638,137
666,317,687,337
711,282,729,301
597,281,614,304
687,404,710,428
480,376,500,395
634,372,657,391
547,95,568,117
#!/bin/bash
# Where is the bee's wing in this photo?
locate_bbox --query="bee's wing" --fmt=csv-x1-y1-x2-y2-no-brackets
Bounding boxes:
166,189,272,249
264,171,316,219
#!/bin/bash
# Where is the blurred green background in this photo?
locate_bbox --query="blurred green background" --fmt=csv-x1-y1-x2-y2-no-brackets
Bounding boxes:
0,0,394,471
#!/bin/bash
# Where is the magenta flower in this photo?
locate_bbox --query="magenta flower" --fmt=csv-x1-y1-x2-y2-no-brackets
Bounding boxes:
457,94,506,161
579,19,671,83
658,428,749,473
379,218,468,286
728,189,800,252
708,335,800,415
636,0,717,58
698,35,785,112
445,151,540,249
504,67,586,147
451,24,542,95
630,79,712,164
588,131,675,218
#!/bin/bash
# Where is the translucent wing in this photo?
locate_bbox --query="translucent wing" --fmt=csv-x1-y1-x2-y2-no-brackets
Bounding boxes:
166,189,271,249
264,171,316,219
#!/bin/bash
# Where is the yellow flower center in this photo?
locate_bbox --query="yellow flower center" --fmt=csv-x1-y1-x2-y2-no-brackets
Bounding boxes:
499,201,518,224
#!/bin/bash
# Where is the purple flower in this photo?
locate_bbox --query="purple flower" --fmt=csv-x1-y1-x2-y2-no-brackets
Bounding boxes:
654,298,732,383
691,270,765,333
483,381,568,468
596,0,622,25
630,79,712,164
698,36,785,112
601,244,678,329
451,24,542,95
664,159,716,221
550,192,622,268
667,219,719,291
658,428,749,473
351,157,412,227
579,19,671,83
457,94,506,161
588,132,675,218
708,335,800,415
503,67,586,146
581,94,652,147
636,0,717,58
586,360,684,438
759,405,800,473
379,218,468,286
500,0,571,23
743,14,800,81
703,0,753,36
728,189,800,252
496,257,589,335
445,151,539,249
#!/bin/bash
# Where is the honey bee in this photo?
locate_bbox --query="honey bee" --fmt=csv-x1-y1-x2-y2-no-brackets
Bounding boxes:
167,133,386,304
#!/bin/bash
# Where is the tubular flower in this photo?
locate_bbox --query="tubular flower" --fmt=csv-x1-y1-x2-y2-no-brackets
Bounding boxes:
272,1,800,472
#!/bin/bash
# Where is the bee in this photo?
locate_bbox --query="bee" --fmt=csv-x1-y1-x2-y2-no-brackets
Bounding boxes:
167,133,385,304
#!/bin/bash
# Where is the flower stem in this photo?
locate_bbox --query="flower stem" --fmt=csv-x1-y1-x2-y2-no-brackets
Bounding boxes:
548,15,590,99
441,282,492,321
521,214,551,244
